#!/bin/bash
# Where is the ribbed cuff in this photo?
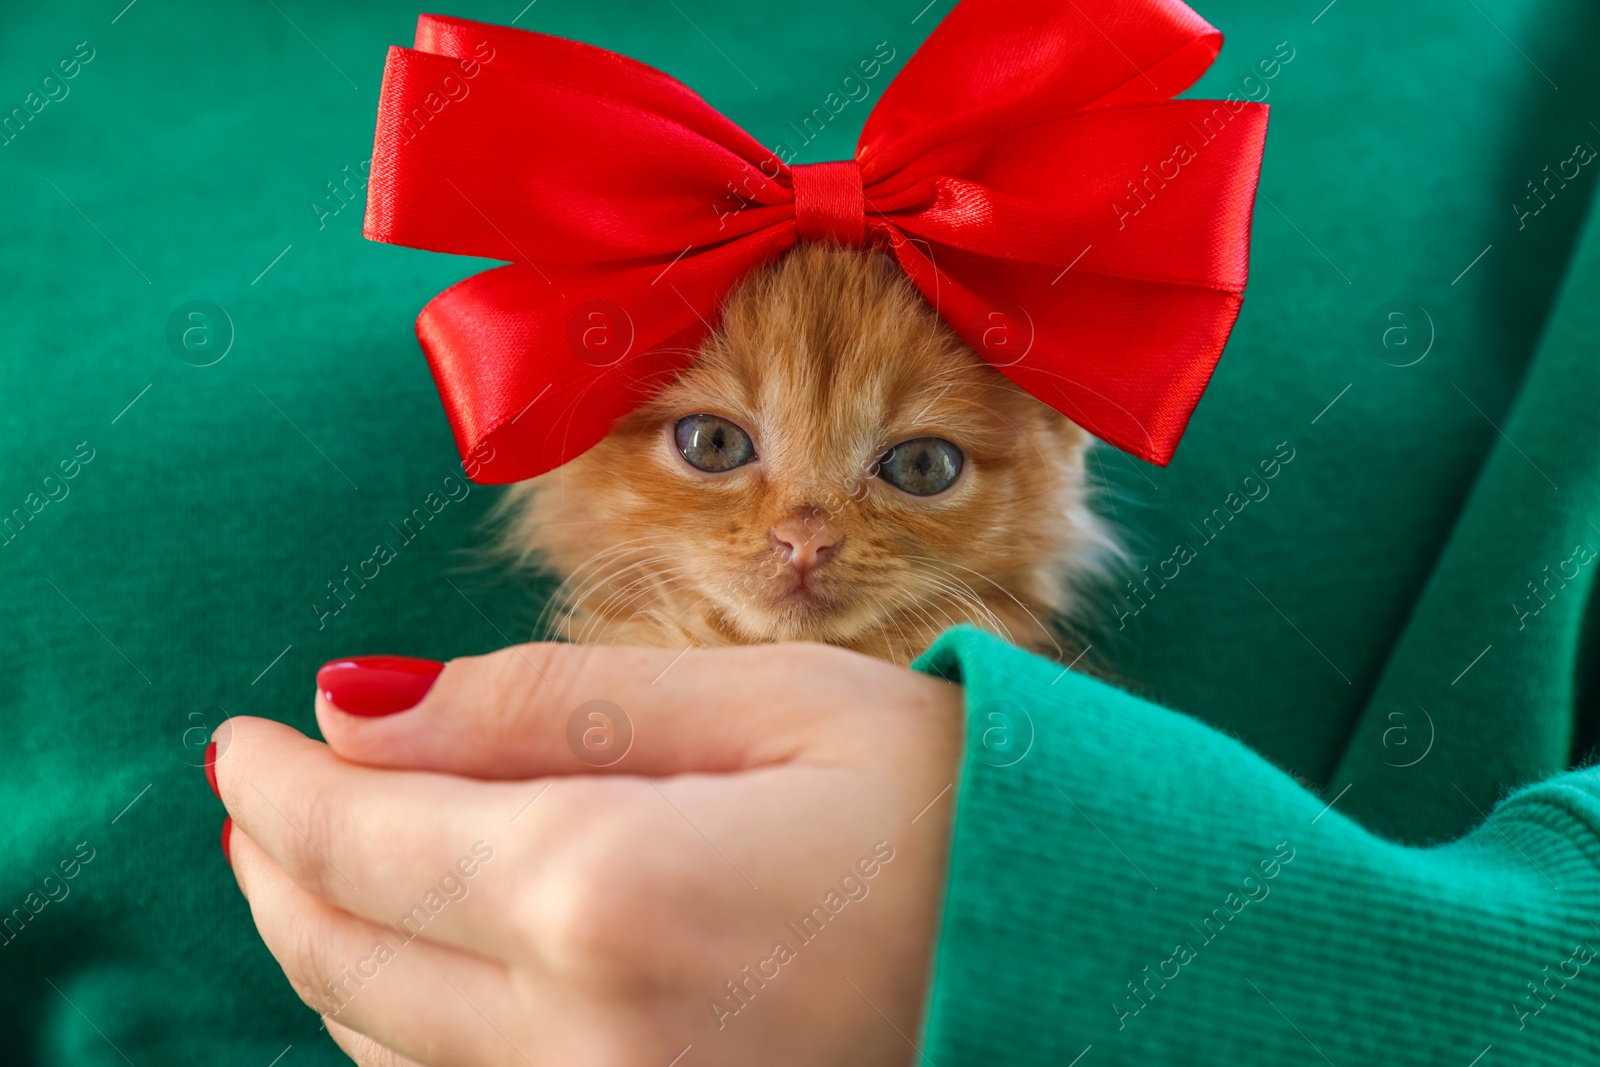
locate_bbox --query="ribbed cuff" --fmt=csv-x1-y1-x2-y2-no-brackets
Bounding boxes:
912,626,1600,1066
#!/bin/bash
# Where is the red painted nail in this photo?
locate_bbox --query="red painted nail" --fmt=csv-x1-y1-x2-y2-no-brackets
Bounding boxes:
204,740,219,799
317,656,444,717
221,817,233,865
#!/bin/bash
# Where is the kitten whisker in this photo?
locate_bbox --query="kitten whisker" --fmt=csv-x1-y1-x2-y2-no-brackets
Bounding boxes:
907,556,1062,658
550,550,679,634
903,378,958,429
877,616,913,664
889,600,951,661
527,519,684,532
581,573,696,642
891,599,951,654
911,586,988,643
916,573,1014,639
536,536,676,635
572,562,698,642
568,556,685,621
585,581,707,646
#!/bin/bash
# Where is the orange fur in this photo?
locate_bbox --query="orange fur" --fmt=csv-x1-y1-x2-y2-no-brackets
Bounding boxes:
492,244,1117,665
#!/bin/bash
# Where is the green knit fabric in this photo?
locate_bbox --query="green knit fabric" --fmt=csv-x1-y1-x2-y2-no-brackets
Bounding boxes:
917,627,1600,1065
3,0,1598,1063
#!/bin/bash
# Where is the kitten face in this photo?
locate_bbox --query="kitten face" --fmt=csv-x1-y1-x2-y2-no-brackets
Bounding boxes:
498,244,1113,665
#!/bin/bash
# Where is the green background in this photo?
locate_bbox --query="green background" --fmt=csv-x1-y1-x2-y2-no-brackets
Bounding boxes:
1,0,1596,1061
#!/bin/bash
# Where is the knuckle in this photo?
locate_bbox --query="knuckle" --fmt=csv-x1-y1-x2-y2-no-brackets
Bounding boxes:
271,770,347,902
351,1041,411,1067
522,788,667,984
229,730,350,905
762,639,861,689
451,641,591,741
329,1021,411,1067
274,908,342,1015
764,640,861,717
351,1047,404,1067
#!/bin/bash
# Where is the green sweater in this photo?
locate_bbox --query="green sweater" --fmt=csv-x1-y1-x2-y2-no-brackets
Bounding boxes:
3,0,1598,1063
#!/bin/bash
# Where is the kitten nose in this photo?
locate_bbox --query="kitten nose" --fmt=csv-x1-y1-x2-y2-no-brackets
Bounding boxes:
770,512,840,573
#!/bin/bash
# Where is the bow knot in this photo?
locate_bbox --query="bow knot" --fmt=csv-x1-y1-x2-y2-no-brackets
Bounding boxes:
364,0,1268,484
791,161,867,248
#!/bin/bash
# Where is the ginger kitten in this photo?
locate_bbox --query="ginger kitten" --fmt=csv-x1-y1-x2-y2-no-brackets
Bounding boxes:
492,244,1117,666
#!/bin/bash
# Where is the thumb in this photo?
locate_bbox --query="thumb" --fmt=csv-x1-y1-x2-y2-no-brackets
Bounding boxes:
314,641,879,780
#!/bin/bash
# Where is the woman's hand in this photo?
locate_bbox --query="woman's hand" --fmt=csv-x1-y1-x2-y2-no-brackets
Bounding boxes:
210,642,964,1066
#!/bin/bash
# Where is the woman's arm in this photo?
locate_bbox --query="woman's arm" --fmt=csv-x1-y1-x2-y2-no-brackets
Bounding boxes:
919,626,1600,1066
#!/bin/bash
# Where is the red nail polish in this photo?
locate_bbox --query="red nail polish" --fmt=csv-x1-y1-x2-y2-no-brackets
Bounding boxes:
317,655,444,716
204,741,219,799
221,817,233,865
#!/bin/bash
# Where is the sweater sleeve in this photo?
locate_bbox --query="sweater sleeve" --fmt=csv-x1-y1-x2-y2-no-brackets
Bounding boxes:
914,626,1600,1067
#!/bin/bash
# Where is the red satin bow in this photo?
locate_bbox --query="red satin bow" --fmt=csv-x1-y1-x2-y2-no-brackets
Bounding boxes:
365,0,1267,484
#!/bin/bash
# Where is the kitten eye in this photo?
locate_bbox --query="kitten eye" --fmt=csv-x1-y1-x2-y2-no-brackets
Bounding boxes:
675,414,756,473
877,437,963,496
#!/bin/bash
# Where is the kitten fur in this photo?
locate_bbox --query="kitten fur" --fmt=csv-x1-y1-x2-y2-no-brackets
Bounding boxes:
492,243,1118,666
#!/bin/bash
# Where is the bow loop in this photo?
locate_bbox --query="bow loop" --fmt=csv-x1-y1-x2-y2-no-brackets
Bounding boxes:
859,0,1222,180
364,0,1267,484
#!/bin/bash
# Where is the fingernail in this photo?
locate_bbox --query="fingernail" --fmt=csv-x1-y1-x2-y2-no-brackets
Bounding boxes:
204,740,220,799
317,655,444,717
221,817,233,865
